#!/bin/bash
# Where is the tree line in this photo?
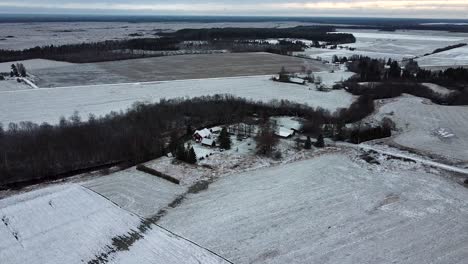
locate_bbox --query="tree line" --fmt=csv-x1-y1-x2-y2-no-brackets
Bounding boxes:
0,94,376,187
161,26,356,44
0,38,180,63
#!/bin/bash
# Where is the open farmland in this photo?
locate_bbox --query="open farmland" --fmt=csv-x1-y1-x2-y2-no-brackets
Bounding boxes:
416,45,468,67
31,52,330,87
296,29,468,63
0,73,355,125
82,168,186,218
371,95,468,164
158,153,468,264
0,184,229,264
0,21,318,50
0,59,74,73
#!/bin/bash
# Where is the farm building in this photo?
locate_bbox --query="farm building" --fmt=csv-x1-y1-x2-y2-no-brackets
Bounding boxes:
276,127,295,138
210,126,222,134
201,138,216,147
193,128,212,142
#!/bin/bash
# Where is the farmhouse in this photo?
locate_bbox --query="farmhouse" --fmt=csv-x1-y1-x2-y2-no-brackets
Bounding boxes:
276,127,295,138
193,128,211,142
201,138,216,147
210,126,222,134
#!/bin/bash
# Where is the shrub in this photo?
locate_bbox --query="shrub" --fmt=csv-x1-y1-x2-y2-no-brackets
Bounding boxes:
136,164,180,184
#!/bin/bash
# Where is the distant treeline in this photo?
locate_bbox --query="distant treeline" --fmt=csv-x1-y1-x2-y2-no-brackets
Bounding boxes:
0,94,373,187
0,26,354,63
426,43,467,56
345,82,468,105
0,38,180,63
345,56,468,88
161,26,356,44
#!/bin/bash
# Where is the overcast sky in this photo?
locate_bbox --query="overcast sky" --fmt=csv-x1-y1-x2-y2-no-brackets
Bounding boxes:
0,1,466,19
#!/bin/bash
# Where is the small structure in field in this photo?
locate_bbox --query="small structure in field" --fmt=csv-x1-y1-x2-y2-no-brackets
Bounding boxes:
275,127,295,138
193,128,212,142
201,138,216,147
289,77,306,85
210,126,222,134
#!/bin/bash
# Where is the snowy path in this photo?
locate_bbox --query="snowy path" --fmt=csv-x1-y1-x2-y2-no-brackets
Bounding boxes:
338,142,468,175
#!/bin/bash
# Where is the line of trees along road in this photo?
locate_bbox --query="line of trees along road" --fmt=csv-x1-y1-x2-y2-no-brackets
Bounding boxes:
0,95,374,187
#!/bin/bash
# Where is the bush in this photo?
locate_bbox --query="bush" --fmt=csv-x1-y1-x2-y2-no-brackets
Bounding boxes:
273,151,283,160
136,164,180,184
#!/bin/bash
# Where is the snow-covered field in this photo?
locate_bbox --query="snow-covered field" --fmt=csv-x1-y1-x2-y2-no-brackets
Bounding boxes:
0,59,73,73
296,29,468,63
422,83,454,95
417,45,468,67
371,95,468,163
0,21,319,50
0,74,355,125
0,79,31,92
82,167,186,218
158,153,468,264
0,184,228,264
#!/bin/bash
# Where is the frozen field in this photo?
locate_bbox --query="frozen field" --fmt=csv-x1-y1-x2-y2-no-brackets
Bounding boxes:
0,74,355,125
82,167,186,218
32,52,329,87
371,95,468,164
0,59,73,73
159,153,468,264
0,184,228,264
0,80,31,92
417,45,468,67
296,29,468,63
0,21,317,50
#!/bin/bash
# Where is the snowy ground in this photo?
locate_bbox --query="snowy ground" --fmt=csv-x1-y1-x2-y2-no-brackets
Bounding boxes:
416,45,468,67
370,94,468,164
32,52,329,87
0,79,31,92
0,184,228,264
82,167,186,218
295,29,468,63
0,59,73,73
0,21,319,50
158,153,468,264
0,74,356,125
422,83,454,96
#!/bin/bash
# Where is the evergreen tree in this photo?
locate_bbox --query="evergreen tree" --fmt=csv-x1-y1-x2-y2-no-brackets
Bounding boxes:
304,136,312,149
175,144,187,162
315,134,325,148
186,124,193,136
187,146,197,164
218,127,231,150
10,64,18,77
167,131,178,155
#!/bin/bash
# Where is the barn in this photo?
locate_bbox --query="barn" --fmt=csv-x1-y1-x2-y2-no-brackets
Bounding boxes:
193,128,211,142
201,138,216,147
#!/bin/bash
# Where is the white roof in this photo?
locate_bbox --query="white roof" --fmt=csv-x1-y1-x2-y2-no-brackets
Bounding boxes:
201,138,215,146
194,128,211,138
276,127,295,138
289,77,305,84
210,126,222,132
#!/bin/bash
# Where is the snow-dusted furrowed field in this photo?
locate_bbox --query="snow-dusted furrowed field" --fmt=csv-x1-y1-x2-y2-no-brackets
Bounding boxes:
0,73,355,125
371,95,468,164
0,21,318,50
296,29,468,64
158,153,468,264
417,45,468,67
82,168,186,218
31,52,329,87
0,59,74,73
0,184,229,264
